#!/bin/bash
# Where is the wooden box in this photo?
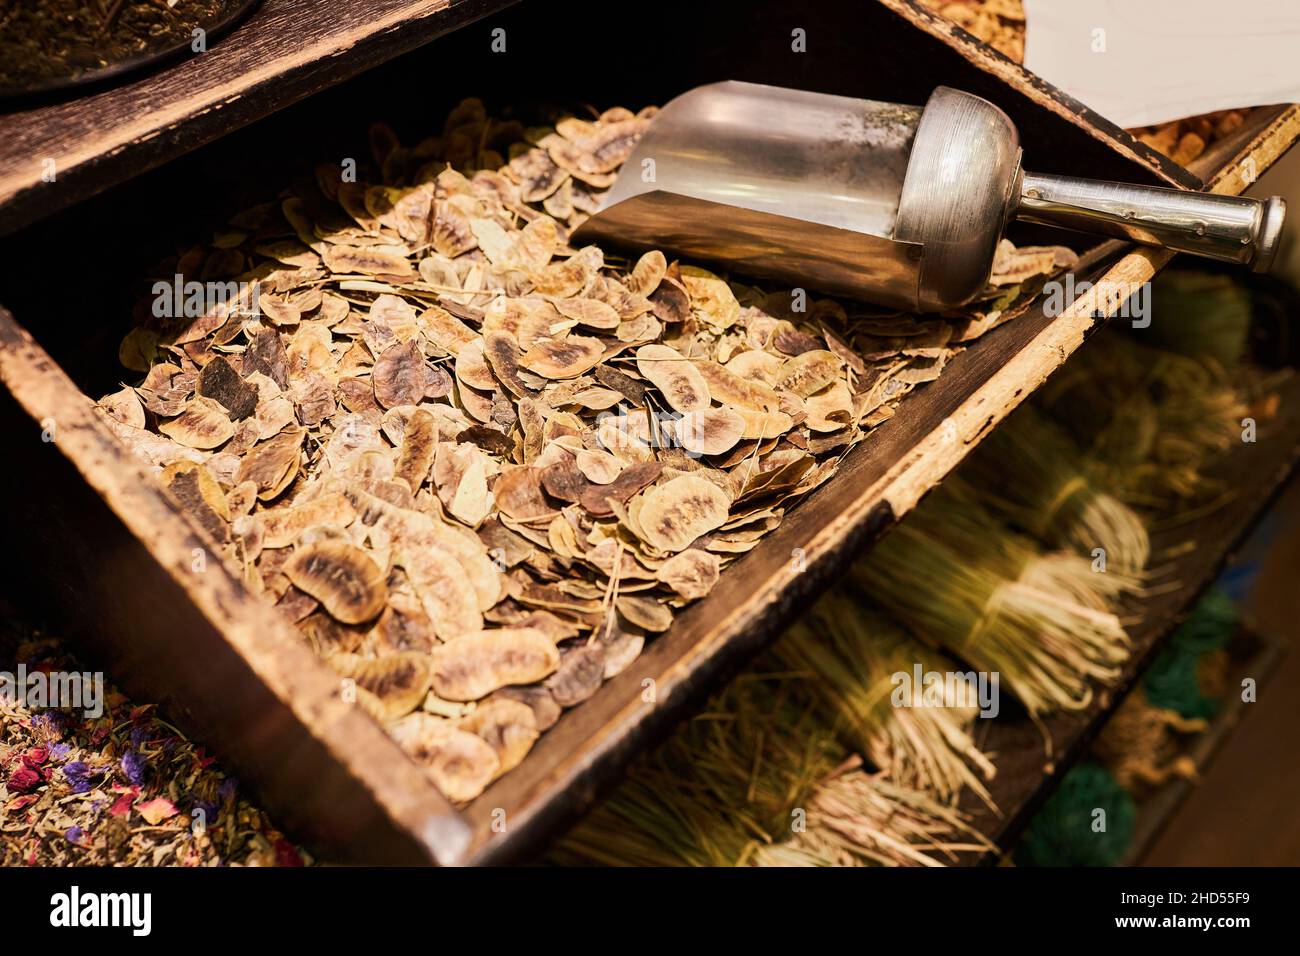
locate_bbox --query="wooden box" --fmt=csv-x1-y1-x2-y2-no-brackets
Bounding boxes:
0,0,1293,863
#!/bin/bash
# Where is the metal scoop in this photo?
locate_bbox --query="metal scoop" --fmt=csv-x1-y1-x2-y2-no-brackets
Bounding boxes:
572,81,1287,312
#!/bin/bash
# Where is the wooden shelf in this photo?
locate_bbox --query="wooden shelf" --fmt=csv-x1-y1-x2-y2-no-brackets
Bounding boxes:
961,374,1300,863
0,0,516,238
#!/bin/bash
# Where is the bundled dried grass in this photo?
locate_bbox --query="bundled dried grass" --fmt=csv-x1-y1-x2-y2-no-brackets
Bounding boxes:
851,485,1130,715
753,766,990,867
1039,335,1246,507
549,673,987,866
958,404,1150,574
771,593,995,807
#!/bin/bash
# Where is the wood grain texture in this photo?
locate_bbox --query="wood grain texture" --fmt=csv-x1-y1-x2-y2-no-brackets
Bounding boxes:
0,0,516,237
963,374,1300,863
0,307,470,865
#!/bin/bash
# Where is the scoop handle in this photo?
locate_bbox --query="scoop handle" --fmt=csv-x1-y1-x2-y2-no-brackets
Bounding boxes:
1015,171,1286,272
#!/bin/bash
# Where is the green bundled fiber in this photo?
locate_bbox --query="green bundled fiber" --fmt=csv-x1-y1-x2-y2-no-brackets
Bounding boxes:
1145,269,1252,369
850,483,1131,715
957,403,1150,573
1015,762,1135,867
549,673,988,867
1144,588,1237,720
1038,335,1245,506
770,592,995,807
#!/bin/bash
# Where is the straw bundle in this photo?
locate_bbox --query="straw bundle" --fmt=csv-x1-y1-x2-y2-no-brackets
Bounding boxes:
958,405,1150,574
1145,269,1252,369
771,593,995,807
1039,335,1246,506
549,674,987,866
752,767,990,867
850,485,1130,715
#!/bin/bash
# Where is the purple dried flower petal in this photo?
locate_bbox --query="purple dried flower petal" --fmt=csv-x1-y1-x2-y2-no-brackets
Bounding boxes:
121,750,147,786
63,761,96,794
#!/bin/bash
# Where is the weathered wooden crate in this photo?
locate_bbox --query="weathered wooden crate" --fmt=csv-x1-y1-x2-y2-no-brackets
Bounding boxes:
0,0,1294,864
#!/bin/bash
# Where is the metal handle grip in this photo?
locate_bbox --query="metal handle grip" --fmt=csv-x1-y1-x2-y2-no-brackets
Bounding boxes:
1016,171,1286,272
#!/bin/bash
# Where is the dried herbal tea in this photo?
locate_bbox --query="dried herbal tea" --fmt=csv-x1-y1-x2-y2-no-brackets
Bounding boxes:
102,96,1072,804
0,0,241,93
0,607,303,867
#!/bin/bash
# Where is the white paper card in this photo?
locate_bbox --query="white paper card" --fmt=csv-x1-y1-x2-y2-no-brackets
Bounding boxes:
1023,0,1300,127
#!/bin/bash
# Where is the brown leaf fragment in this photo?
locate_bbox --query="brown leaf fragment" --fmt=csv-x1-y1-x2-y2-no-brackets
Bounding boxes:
258,493,357,548
636,344,710,412
434,442,492,526
285,539,388,625
419,305,478,355
237,428,304,500
649,263,692,324
615,595,673,633
243,329,290,390
519,336,605,379
540,457,590,503
508,148,567,203
733,406,796,440
603,631,645,679
276,585,319,624
773,328,824,356
637,475,730,552
196,356,258,420
329,652,432,721
482,331,535,397
161,461,230,544
675,407,746,457
159,396,236,449
299,611,366,656
626,250,667,297
656,548,721,600
291,372,336,427
373,592,439,654
696,361,780,411
458,698,538,775
554,297,620,330
98,385,146,429
429,627,560,701
322,245,415,280
432,202,478,259
456,424,515,459
577,119,649,173
390,714,499,802
395,408,438,492
490,685,561,732
775,350,843,397
373,340,428,409
575,448,623,484
493,466,553,520
593,364,647,406
580,461,663,516
545,643,607,707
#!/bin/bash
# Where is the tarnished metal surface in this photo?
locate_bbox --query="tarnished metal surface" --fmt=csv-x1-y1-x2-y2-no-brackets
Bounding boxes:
576,80,1288,311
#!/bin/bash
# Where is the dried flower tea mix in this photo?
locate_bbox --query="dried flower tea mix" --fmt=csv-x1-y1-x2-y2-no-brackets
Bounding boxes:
0,608,303,867
0,0,247,95
101,97,1073,805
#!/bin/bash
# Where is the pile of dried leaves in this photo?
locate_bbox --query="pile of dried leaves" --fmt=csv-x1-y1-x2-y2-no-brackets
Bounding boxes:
0,0,236,92
916,0,1248,166
99,97,1072,804
0,606,302,866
